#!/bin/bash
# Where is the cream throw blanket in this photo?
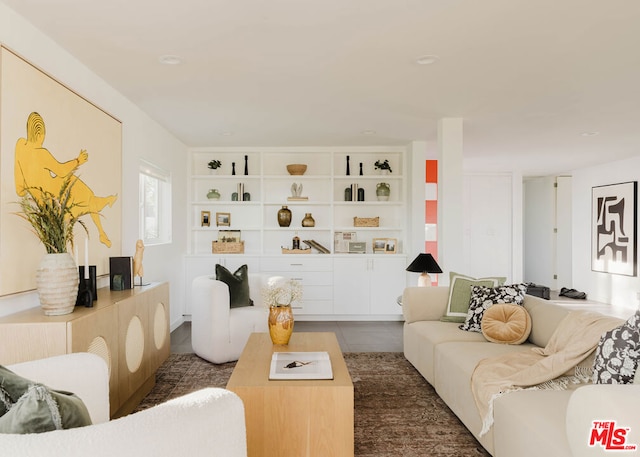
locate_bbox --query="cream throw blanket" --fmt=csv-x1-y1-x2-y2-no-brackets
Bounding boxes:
471,310,622,437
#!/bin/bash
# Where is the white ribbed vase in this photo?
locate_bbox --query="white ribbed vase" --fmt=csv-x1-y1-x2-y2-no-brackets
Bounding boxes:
35,253,78,316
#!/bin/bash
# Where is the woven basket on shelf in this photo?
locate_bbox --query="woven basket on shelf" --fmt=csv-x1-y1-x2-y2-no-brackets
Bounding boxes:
353,217,379,227
212,241,244,254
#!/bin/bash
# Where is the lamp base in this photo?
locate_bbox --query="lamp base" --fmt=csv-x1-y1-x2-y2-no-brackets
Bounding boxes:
418,273,432,287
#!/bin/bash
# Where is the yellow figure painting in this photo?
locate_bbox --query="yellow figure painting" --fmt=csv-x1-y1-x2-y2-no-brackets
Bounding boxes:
14,112,118,247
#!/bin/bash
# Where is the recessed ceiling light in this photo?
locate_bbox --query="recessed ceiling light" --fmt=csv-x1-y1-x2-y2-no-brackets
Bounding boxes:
581,131,600,137
158,55,182,65
415,55,439,65
220,131,234,136
361,130,376,135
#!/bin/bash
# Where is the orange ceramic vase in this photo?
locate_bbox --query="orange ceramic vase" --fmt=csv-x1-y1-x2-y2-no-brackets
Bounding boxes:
268,305,294,345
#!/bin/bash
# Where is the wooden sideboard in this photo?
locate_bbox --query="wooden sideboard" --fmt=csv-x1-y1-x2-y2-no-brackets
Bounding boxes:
0,282,170,418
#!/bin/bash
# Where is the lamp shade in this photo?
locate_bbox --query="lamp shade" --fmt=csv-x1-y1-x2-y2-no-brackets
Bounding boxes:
406,253,442,274
406,253,442,287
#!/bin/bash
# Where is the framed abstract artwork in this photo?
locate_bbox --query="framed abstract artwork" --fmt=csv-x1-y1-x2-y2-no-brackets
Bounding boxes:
592,181,637,276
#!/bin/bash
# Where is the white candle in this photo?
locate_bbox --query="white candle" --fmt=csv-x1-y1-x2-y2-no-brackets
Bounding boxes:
84,237,89,279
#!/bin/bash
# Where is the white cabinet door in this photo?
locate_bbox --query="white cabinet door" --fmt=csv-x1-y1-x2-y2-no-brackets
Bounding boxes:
333,258,370,314
369,257,406,315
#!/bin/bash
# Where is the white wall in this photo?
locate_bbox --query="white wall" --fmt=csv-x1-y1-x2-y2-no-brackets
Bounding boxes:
0,2,189,329
572,155,640,311
524,176,556,286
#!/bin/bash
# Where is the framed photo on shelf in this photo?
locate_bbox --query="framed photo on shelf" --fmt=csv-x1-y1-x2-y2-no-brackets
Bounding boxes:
592,181,637,276
334,231,357,253
372,238,387,253
216,212,231,227
201,210,211,227
384,238,397,254
218,230,241,243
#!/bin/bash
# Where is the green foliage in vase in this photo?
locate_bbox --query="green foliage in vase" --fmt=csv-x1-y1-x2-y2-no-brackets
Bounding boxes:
208,159,222,169
374,159,392,172
15,171,89,254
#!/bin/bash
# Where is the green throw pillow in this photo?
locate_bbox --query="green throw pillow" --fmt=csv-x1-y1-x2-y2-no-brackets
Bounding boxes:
0,365,92,434
215,264,254,308
440,272,506,323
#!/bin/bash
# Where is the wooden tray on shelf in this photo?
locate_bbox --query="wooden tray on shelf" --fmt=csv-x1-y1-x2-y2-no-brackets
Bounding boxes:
212,241,245,254
353,217,379,227
281,248,312,254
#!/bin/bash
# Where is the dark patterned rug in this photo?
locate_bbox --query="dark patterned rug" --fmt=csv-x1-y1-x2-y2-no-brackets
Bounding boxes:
136,352,490,457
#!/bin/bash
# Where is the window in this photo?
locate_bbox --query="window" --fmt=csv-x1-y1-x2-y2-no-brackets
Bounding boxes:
139,160,171,245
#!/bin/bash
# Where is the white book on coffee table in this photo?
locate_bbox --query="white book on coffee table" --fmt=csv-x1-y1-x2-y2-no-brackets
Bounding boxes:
269,351,334,380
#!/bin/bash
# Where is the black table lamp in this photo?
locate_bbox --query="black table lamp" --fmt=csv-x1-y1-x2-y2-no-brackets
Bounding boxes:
406,253,442,287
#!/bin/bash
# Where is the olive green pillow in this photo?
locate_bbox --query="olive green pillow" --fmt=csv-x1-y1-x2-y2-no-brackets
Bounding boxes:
440,272,506,323
0,365,92,434
215,264,254,308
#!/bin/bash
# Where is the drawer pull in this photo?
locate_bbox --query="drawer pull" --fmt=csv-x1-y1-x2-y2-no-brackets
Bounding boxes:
290,263,303,266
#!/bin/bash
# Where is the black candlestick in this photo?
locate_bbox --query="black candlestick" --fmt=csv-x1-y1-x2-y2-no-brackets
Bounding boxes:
244,155,248,175
232,162,236,175
346,156,350,175
359,162,363,176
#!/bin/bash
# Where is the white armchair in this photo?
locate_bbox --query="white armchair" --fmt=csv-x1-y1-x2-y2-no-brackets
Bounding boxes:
3,353,247,457
191,273,269,364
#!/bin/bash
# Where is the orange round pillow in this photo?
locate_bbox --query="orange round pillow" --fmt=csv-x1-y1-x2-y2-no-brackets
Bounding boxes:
481,304,532,344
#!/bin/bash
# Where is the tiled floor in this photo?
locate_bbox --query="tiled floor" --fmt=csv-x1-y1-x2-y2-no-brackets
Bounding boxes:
171,320,404,353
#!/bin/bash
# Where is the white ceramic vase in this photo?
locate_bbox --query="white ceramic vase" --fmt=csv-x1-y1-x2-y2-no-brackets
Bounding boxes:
35,252,79,316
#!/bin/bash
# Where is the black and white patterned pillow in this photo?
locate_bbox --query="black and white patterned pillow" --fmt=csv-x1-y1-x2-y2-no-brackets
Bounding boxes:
459,283,528,333
592,310,640,384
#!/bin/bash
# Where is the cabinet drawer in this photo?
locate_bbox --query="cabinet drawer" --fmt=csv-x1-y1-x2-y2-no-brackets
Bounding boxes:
293,300,333,315
301,285,333,300
260,257,333,272
277,271,332,286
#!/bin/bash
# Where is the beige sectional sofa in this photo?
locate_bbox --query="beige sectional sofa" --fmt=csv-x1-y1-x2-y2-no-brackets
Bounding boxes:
402,286,640,457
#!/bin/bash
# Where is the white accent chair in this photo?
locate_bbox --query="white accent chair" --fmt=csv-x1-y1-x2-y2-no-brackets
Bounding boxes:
3,353,247,457
191,273,270,364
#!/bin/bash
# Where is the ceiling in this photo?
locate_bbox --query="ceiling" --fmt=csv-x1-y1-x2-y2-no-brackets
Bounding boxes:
3,0,640,176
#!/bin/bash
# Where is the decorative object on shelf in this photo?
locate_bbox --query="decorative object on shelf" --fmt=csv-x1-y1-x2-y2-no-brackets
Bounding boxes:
231,192,238,201
346,155,351,175
207,189,220,200
218,230,241,242
301,213,315,227
277,205,292,227
16,172,89,316
373,237,397,254
406,253,442,286
286,164,307,175
376,182,390,201
281,247,312,254
357,187,365,201
374,159,392,174
244,155,249,175
213,230,243,253
208,159,222,174
232,162,236,175
348,241,366,253
216,212,231,227
263,278,302,345
236,183,244,201
212,241,245,254
351,184,359,201
243,192,251,201
302,239,331,253
359,162,363,176
201,210,211,227
344,186,352,201
288,183,308,201
76,265,96,307
133,239,149,287
354,216,379,227
334,231,356,253
292,231,300,249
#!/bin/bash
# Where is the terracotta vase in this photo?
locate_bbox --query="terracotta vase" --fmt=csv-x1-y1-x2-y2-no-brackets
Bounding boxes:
268,305,294,345
35,252,79,316
277,206,292,227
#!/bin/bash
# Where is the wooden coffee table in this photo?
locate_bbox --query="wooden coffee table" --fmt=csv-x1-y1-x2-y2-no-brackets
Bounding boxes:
226,332,354,457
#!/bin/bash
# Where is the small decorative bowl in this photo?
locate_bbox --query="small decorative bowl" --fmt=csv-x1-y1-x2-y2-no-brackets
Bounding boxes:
286,164,307,175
